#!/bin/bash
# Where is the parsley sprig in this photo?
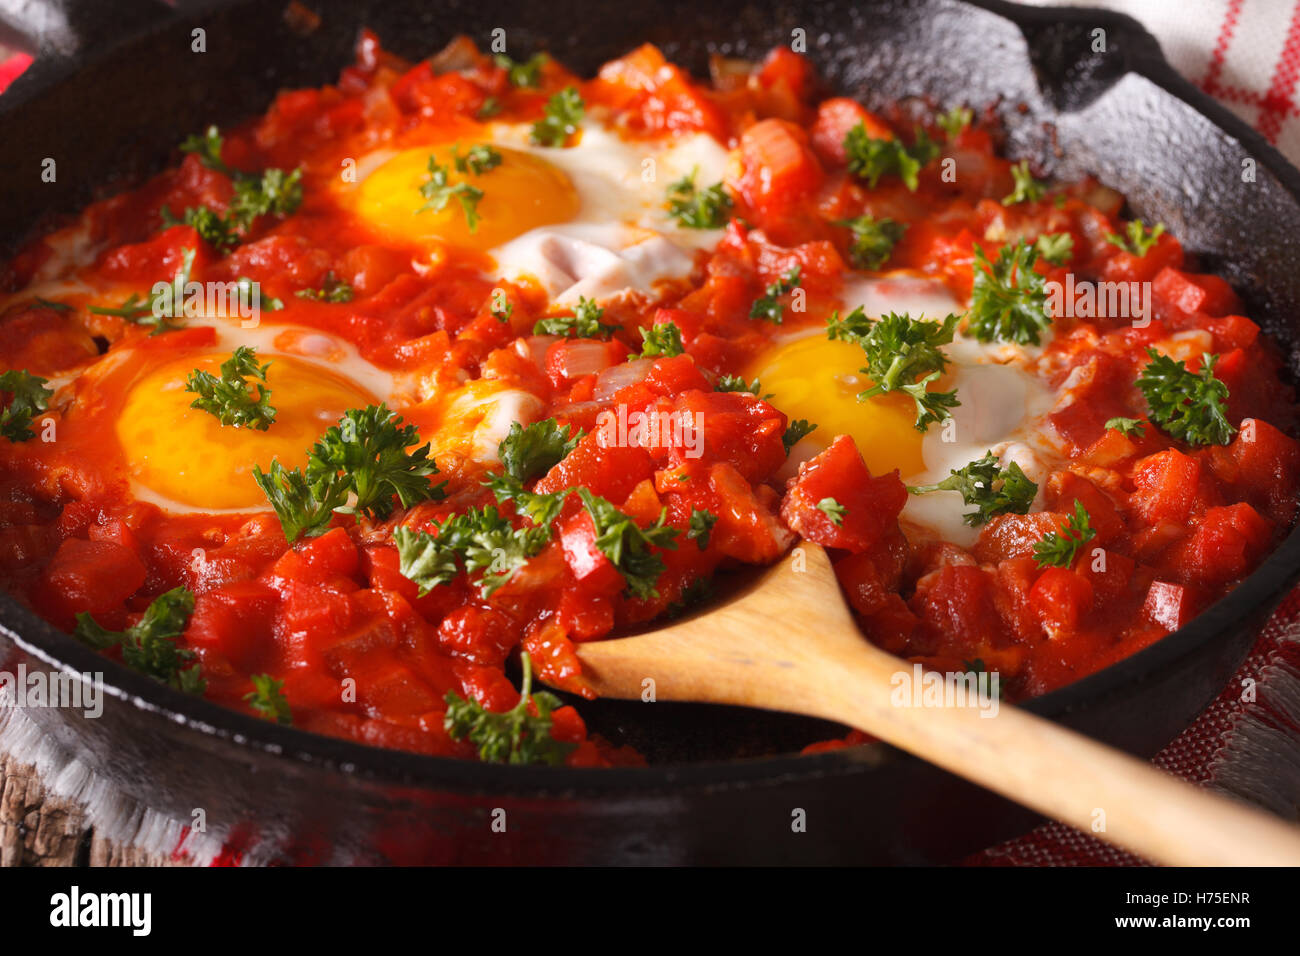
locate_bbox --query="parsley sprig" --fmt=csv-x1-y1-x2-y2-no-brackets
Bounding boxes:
908,451,1038,526
1105,416,1146,438
782,419,818,453
185,346,276,431
577,489,679,599
827,309,960,431
295,271,353,303
418,156,485,231
817,498,848,526
244,674,292,724
89,246,196,334
0,370,52,443
173,126,303,251
1002,160,1047,205
843,123,940,191
444,652,576,765
498,418,582,483
666,167,733,229
533,297,617,338
1033,500,1097,569
1135,348,1235,446
837,215,906,271
636,321,684,359
1106,219,1166,257
254,404,445,541
494,52,547,88
967,241,1052,345
750,267,802,324
530,87,584,147
74,587,203,694
687,508,717,549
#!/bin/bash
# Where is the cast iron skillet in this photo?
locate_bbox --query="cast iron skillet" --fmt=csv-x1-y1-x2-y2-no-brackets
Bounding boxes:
1,0,1299,864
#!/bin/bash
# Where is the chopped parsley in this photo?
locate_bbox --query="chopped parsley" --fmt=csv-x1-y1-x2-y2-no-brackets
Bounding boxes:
967,240,1052,346
1002,160,1047,205
666,167,733,229
185,346,276,430
1033,500,1097,569
1135,348,1236,446
1105,416,1147,438
295,271,354,303
530,87,584,147
687,508,717,549
750,266,802,324
826,308,960,432
816,497,847,526
636,321,684,359
444,652,575,765
498,418,582,483
244,673,292,725
837,215,906,271
74,587,203,694
908,451,1038,527
782,419,818,454
843,123,940,191
533,297,617,338
1106,219,1167,257
0,370,52,443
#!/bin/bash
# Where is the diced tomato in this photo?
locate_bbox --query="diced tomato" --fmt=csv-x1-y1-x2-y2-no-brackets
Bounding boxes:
41,538,147,622
809,98,892,165
1030,567,1094,635
731,119,825,214
1141,580,1199,631
535,432,655,502
780,435,908,553
1131,448,1218,524
1153,267,1241,321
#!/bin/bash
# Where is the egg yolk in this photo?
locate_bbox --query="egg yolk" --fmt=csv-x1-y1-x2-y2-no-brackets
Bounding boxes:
746,334,928,478
354,145,580,252
117,352,378,510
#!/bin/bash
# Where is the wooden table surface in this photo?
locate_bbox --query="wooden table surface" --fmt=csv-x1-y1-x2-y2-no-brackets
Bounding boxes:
0,753,180,867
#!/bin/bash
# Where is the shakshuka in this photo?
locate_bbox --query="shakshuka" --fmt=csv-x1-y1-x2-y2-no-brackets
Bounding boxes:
0,34,1295,765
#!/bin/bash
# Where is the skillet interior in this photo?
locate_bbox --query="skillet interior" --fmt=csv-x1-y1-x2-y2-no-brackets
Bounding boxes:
1,0,1299,862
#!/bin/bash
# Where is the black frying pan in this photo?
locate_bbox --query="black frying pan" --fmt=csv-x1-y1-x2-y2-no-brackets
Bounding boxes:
1,0,1298,865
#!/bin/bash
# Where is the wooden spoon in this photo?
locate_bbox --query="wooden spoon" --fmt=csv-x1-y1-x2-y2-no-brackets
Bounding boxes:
570,542,1300,866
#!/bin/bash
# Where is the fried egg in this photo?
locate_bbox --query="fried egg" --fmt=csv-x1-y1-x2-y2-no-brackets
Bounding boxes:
334,116,731,304
114,323,402,514
746,274,1058,545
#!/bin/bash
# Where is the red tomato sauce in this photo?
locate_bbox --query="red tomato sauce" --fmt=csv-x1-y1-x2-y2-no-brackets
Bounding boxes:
0,35,1296,763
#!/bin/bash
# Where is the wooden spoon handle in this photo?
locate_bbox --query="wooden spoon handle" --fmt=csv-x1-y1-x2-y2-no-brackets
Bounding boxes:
806,638,1300,866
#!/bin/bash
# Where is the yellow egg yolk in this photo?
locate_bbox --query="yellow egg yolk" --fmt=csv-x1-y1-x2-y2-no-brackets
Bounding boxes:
354,145,580,252
746,334,928,477
117,352,378,510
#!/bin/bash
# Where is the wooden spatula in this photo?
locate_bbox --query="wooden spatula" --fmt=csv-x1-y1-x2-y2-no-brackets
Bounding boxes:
570,542,1300,866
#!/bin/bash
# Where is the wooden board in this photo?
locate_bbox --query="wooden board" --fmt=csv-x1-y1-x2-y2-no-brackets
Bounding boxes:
0,753,185,867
